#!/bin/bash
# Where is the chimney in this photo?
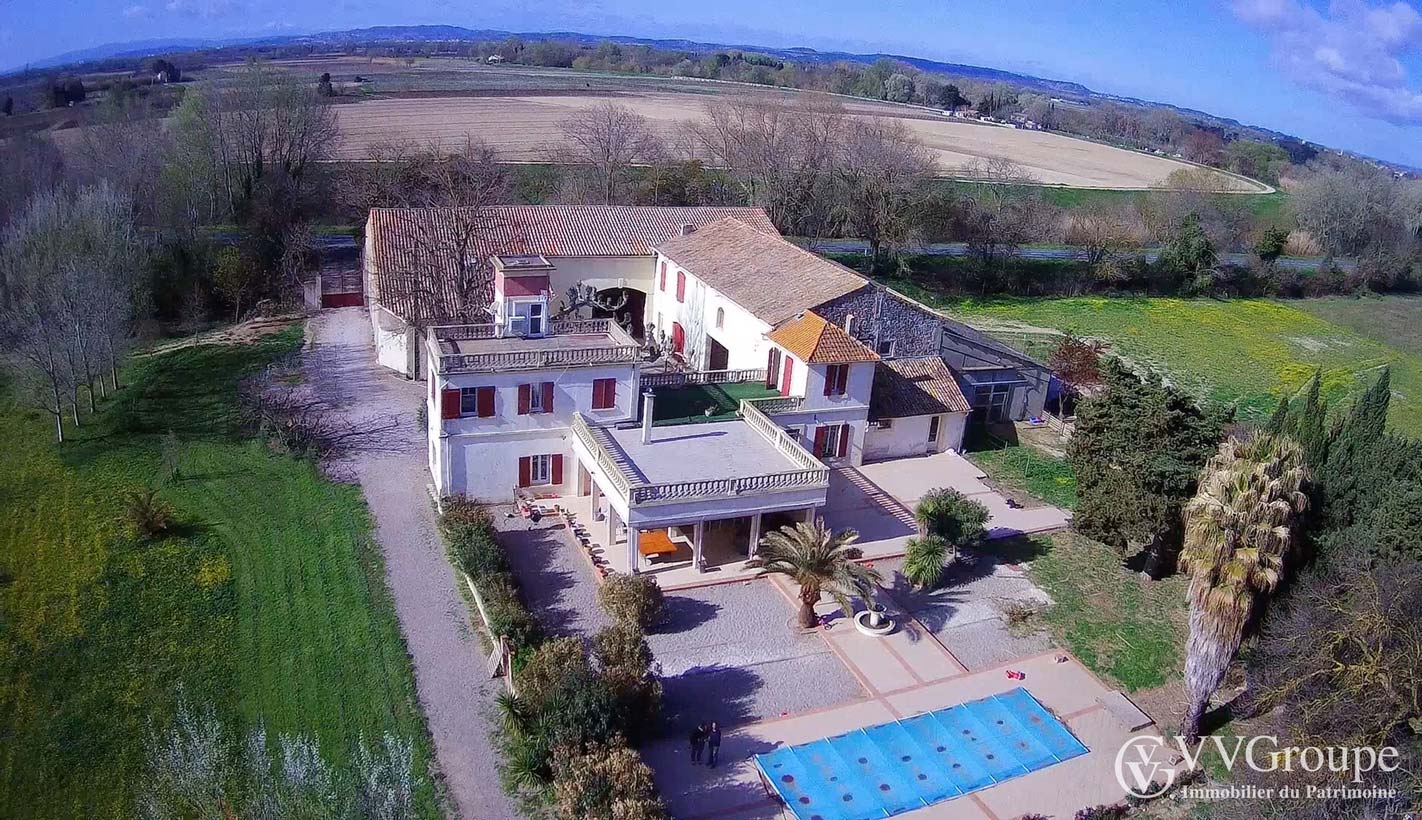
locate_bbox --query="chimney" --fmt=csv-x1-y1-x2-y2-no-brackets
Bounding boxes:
844,313,855,336
641,389,656,444
679,223,696,236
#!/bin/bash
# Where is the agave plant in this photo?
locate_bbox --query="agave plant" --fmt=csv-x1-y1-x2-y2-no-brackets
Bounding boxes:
1178,433,1308,742
749,519,882,629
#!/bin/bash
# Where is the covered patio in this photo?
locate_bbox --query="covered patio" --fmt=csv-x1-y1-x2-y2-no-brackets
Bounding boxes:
567,404,830,588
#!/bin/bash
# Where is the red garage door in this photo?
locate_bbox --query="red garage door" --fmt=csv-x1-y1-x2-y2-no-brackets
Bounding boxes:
321,267,363,308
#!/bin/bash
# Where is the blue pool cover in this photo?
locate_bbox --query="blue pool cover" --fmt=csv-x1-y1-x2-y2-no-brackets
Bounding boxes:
754,688,1087,820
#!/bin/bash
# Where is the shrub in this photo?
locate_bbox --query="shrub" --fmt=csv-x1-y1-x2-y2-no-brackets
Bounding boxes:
593,623,662,737
440,500,506,580
903,535,952,588
519,638,596,711
124,488,176,538
550,736,666,820
914,488,990,545
479,576,543,650
998,599,1043,631
596,573,666,629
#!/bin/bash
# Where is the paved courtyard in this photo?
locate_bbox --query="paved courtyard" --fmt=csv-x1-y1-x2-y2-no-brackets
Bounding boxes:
821,451,1070,568
876,556,1054,671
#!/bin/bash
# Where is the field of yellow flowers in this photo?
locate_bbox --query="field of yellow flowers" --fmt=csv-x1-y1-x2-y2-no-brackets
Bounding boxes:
950,296,1422,438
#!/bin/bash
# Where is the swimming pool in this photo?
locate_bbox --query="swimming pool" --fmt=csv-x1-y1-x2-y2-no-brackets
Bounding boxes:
753,687,1087,819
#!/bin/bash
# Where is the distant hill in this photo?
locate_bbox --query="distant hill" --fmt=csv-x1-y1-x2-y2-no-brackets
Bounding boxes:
14,24,1092,96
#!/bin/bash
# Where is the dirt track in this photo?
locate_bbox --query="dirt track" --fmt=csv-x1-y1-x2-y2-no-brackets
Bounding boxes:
332,91,1263,191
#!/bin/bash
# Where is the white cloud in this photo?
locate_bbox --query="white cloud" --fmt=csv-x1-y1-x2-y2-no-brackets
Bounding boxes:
123,4,151,17
163,0,241,18
1229,0,1422,124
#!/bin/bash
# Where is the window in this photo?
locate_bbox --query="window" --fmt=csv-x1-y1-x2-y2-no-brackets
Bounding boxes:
823,364,849,397
529,454,552,484
527,303,544,336
519,453,564,487
972,383,1014,423
715,307,725,329
659,261,667,291
517,383,554,415
676,271,686,302
928,415,940,443
592,378,616,410
766,348,782,389
782,425,803,443
813,424,849,459
460,386,495,418
876,338,897,357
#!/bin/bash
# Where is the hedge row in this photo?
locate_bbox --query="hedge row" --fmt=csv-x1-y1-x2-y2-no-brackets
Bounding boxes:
439,497,543,652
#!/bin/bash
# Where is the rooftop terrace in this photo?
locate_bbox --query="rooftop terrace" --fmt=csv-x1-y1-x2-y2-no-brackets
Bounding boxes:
428,318,640,374
571,402,828,507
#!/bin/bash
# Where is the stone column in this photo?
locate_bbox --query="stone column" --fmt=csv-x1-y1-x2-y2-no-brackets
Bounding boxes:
693,520,706,572
627,526,640,575
747,513,762,560
804,506,818,524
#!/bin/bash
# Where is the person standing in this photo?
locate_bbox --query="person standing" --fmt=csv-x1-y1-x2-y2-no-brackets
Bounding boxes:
689,722,707,764
707,722,722,768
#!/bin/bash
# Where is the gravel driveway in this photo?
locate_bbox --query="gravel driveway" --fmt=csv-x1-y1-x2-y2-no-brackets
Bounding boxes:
304,308,516,820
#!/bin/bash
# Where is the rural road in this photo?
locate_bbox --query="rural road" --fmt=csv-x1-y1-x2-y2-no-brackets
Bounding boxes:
808,239,1355,271
303,307,518,820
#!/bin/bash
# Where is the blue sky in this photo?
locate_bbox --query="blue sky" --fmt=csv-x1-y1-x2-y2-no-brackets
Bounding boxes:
3,0,1421,166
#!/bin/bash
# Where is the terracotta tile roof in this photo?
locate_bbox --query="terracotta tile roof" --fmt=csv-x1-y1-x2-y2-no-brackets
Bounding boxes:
869,357,972,419
767,311,879,364
366,205,778,322
653,218,869,326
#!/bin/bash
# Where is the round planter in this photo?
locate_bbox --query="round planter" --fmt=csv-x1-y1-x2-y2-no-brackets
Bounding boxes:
852,609,896,637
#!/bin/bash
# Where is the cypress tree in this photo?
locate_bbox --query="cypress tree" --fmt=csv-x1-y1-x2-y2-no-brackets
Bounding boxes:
1265,394,1290,436
1323,368,1393,528
1295,371,1329,469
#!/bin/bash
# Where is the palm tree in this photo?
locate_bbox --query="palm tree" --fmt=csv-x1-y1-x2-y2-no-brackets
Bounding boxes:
749,519,882,629
1178,433,1308,743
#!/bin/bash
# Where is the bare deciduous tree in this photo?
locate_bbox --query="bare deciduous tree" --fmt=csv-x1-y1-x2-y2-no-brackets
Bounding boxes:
833,117,936,262
957,158,1048,268
684,94,844,236
362,138,514,330
558,101,662,204
0,184,142,440
1064,200,1141,267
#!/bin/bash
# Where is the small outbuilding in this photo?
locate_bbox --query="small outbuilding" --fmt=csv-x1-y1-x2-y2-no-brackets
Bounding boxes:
864,357,971,460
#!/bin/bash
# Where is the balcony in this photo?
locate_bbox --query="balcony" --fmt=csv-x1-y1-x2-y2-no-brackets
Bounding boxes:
570,401,829,509
428,319,640,375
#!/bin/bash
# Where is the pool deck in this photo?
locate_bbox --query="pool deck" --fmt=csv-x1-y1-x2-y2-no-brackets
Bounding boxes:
645,576,1182,820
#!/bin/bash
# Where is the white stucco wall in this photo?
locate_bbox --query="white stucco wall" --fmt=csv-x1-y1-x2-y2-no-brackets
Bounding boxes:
863,412,969,461
428,357,640,499
650,252,772,370
798,359,875,413
372,306,412,376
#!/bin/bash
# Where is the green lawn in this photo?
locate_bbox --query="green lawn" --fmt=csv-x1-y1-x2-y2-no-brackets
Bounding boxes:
0,329,437,818
651,380,781,425
984,533,1186,691
919,294,1422,437
930,181,1290,225
962,432,1078,510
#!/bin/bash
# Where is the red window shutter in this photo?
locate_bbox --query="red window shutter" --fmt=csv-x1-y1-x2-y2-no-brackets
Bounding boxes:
477,386,495,418
517,384,530,415
838,365,850,395
823,366,835,396
659,261,666,291
672,323,684,354
593,378,615,410
838,424,851,458
676,271,685,302
551,454,564,485
517,456,531,488
812,426,828,457
541,382,554,414
766,349,779,388
780,357,794,397
441,389,461,419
